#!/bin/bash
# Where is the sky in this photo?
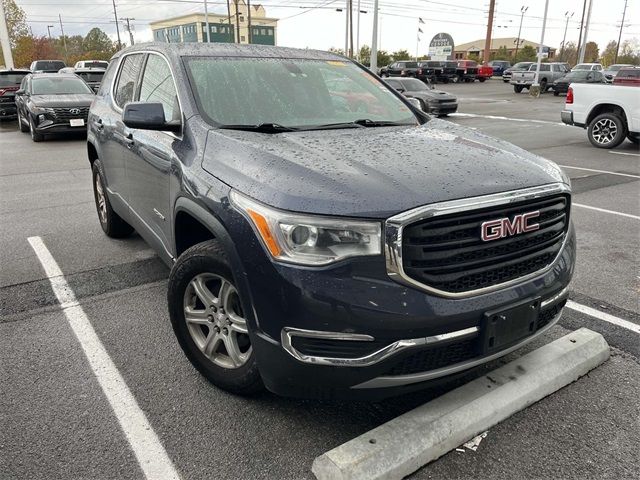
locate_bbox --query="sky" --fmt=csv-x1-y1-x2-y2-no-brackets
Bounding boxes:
16,0,640,56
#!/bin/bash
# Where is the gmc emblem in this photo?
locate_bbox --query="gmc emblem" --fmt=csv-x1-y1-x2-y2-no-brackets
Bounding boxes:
481,211,540,242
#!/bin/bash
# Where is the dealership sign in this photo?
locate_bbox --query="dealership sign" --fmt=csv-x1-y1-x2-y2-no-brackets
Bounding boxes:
429,33,454,61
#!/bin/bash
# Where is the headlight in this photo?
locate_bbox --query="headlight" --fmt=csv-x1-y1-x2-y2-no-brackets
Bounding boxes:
32,106,55,115
230,191,382,266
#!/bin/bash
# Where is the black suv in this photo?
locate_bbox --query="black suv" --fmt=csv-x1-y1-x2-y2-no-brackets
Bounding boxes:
88,44,575,399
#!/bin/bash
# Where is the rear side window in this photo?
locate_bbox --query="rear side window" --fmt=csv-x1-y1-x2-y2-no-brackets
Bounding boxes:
138,54,180,122
114,54,144,108
618,69,640,78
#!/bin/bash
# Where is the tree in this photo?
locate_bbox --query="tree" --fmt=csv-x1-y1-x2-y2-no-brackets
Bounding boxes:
12,35,57,68
600,40,617,67
358,45,370,65
84,28,115,54
328,47,345,56
617,38,640,65
584,41,599,63
377,50,391,67
2,0,28,47
515,45,537,62
391,49,411,61
560,41,578,64
491,46,510,61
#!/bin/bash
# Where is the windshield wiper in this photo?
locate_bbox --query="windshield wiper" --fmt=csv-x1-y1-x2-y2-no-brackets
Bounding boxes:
303,119,416,131
218,123,298,133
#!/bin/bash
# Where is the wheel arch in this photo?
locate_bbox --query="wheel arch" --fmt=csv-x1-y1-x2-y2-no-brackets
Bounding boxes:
87,141,98,167
587,103,628,127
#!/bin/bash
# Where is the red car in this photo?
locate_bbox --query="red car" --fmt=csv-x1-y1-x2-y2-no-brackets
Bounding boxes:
612,68,640,86
477,63,494,82
455,60,493,82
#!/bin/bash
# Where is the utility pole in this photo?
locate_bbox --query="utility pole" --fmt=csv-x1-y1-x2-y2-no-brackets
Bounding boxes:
112,0,122,49
344,0,349,56
59,14,68,64
576,0,587,63
356,0,361,60
349,0,354,57
578,0,593,63
234,0,240,44
120,17,135,45
614,0,628,63
46,24,54,40
531,0,549,97
204,0,210,43
247,0,252,44
0,0,14,69
370,0,379,72
226,0,232,42
560,11,573,61
483,0,495,64
514,6,528,61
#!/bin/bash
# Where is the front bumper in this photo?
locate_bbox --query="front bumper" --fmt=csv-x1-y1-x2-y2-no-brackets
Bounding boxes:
33,119,88,134
223,195,576,398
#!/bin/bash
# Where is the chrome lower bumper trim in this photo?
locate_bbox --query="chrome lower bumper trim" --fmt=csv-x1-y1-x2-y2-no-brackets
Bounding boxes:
352,309,564,389
281,326,480,367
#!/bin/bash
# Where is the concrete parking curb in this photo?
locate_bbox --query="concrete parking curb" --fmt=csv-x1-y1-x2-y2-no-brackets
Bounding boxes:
312,328,610,480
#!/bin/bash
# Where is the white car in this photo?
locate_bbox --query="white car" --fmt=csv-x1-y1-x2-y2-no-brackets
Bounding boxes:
561,83,639,148
572,63,603,72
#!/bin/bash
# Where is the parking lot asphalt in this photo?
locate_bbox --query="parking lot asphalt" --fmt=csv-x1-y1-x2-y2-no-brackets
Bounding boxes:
1,79,638,480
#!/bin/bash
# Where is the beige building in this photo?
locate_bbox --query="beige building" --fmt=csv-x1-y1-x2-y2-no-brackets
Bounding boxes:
150,1,278,45
453,37,556,60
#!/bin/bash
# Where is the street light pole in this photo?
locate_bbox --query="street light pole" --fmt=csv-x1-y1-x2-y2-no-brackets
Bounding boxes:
483,0,495,64
560,11,574,61
514,6,528,61
531,0,549,97
370,0,379,72
46,24,54,40
356,0,361,60
204,0,210,43
614,0,628,63
578,0,593,63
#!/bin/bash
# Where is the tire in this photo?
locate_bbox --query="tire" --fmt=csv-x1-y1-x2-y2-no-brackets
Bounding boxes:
29,116,43,142
626,134,639,145
478,77,486,82
553,91,559,96
17,110,29,133
514,85,524,93
168,240,264,395
92,159,134,237
587,113,627,149
442,78,449,84
540,79,547,93
503,79,509,83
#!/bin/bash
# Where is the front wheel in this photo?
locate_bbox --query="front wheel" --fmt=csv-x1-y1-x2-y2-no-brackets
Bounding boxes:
587,113,627,149
553,91,559,96
29,117,43,142
478,77,486,83
539,79,548,92
168,240,264,395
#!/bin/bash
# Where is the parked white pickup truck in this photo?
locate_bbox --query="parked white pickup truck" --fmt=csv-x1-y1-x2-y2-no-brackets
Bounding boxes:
561,83,640,149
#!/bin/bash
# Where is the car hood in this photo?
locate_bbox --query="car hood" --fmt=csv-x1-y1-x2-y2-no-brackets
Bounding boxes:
202,119,567,218
406,90,456,101
31,94,94,108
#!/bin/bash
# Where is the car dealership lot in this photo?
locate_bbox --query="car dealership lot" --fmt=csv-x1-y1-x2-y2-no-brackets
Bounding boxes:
1,80,638,479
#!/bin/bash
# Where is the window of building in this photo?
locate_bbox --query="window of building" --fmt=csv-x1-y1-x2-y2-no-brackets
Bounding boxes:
139,54,180,123
268,29,273,36
240,16,244,22
212,26,217,33
261,28,266,35
241,35,246,41
114,53,144,108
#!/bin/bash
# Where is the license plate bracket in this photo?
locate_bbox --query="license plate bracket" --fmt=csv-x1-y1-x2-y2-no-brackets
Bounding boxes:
481,298,540,355
70,118,84,127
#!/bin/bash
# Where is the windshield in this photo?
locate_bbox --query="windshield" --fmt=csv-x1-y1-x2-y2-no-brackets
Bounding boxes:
0,72,29,86
185,57,417,129
573,64,592,70
563,71,590,80
607,65,627,72
32,77,93,95
397,78,428,91
513,63,531,69
76,72,105,83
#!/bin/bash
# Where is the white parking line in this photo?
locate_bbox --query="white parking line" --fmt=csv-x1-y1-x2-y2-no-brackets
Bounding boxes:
567,301,640,334
573,203,640,220
27,236,180,480
609,151,640,157
559,165,640,179
449,112,565,126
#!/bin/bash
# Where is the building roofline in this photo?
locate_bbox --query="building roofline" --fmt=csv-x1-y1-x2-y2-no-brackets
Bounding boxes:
150,12,279,27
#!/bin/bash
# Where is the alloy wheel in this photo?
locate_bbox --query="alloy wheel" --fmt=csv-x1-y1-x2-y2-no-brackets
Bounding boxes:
183,273,251,369
591,118,618,145
95,174,107,225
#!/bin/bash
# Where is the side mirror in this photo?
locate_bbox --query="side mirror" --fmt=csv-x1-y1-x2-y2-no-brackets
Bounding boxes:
394,87,405,93
406,97,422,110
122,102,181,132
15,89,24,96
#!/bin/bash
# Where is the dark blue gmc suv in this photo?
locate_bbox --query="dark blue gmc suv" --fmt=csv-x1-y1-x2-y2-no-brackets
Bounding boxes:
88,43,575,399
